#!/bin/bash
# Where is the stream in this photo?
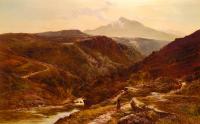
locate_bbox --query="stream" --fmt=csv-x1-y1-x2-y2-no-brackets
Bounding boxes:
0,106,79,124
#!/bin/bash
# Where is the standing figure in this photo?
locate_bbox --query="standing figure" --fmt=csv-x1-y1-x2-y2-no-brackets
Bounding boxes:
116,90,126,111
116,98,121,111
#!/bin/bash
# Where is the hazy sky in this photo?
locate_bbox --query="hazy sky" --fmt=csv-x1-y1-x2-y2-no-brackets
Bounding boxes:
0,0,200,35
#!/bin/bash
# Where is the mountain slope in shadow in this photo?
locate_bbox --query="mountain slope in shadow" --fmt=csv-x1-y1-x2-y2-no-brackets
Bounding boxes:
131,29,200,80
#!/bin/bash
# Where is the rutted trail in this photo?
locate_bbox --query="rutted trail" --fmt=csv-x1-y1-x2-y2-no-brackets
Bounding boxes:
21,61,51,79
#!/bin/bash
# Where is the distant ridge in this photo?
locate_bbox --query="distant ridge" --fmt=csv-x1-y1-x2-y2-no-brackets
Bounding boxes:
36,30,89,43
37,30,88,37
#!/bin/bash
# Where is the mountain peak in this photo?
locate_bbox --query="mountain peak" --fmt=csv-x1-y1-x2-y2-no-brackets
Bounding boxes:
118,17,141,25
118,17,129,22
85,17,176,41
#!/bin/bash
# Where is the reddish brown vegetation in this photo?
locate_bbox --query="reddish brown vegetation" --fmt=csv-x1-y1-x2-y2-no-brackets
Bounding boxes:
131,30,200,80
0,30,143,109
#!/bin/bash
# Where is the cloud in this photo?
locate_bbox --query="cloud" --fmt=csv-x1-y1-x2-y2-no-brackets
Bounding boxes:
61,0,113,21
73,7,108,21
105,0,113,6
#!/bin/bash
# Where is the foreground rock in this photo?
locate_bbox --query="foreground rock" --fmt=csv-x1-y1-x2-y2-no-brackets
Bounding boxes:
118,113,152,124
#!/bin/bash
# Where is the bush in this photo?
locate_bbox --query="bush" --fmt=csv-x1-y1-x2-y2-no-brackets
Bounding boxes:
181,105,200,116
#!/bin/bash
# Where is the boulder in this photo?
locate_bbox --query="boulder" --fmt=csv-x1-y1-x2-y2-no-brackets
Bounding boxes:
118,114,152,124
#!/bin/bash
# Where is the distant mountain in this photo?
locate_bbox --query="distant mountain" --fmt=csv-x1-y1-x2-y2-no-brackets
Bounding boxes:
0,30,143,109
113,37,170,56
131,29,200,80
85,17,177,41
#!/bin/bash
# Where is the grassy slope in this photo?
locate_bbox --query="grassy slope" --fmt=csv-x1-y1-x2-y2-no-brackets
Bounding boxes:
0,32,143,109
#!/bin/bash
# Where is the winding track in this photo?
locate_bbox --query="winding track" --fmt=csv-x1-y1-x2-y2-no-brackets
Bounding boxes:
20,57,76,79
21,62,50,79
134,82,187,113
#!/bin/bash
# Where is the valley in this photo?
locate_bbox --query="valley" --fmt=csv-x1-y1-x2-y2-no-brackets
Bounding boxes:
0,21,199,124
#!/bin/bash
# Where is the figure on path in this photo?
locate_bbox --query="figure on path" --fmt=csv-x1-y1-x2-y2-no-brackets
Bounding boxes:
116,90,127,111
116,98,121,111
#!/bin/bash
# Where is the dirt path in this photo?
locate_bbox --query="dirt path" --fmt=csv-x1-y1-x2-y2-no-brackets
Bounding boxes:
115,82,187,114
21,61,51,79
20,57,76,79
88,111,115,124
139,82,187,113
62,43,74,45
147,82,187,101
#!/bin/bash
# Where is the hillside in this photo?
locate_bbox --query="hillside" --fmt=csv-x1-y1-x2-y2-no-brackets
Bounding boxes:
131,29,200,81
55,30,200,124
0,30,143,109
85,17,177,41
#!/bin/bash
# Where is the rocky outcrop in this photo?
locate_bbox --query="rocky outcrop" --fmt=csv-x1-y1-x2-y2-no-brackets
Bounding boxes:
118,114,152,124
